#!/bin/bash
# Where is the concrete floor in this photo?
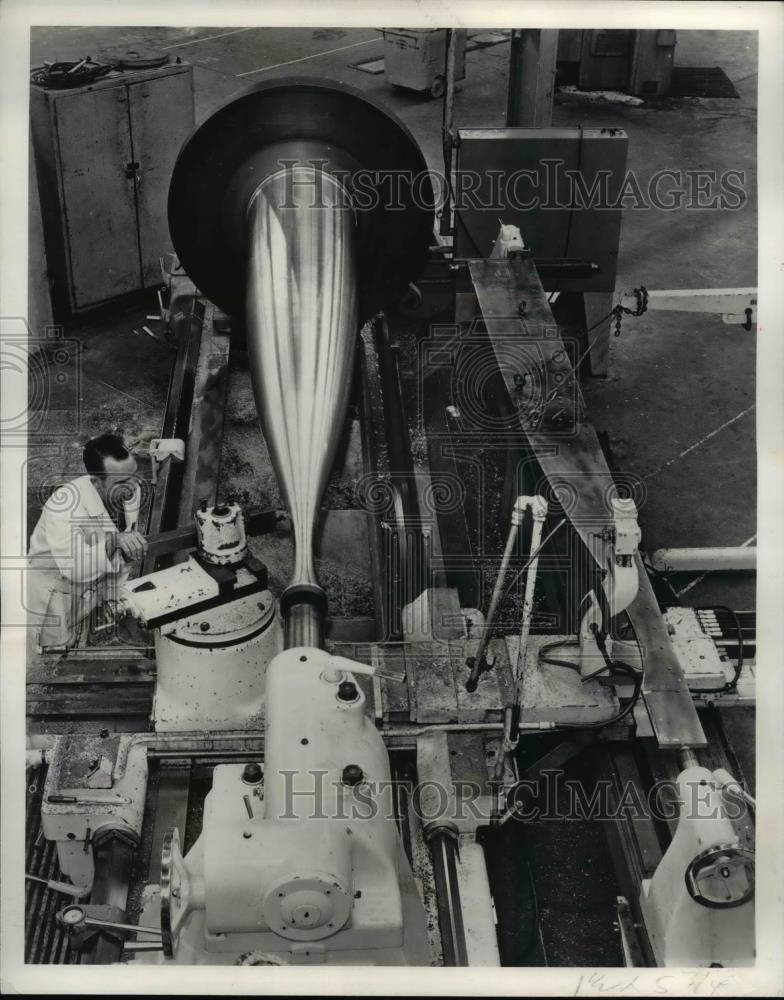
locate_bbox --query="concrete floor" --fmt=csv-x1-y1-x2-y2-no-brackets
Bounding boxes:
26,25,758,969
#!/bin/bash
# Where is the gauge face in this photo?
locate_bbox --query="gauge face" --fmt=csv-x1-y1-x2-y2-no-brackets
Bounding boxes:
60,905,85,926
168,77,434,321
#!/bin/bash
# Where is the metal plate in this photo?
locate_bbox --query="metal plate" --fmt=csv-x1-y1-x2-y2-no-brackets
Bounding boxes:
55,86,140,306
627,554,707,749
455,128,627,292
469,257,617,570
170,591,274,643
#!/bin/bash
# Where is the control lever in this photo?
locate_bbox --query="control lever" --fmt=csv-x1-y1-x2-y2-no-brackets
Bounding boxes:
324,654,406,685
25,874,87,899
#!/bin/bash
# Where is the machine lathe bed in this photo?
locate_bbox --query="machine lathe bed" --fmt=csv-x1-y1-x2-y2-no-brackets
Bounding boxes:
25,78,755,970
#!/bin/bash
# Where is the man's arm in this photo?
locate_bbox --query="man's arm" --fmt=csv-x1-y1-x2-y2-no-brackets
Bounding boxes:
41,504,116,585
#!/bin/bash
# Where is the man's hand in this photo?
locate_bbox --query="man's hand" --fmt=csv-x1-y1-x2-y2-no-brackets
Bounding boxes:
105,530,148,562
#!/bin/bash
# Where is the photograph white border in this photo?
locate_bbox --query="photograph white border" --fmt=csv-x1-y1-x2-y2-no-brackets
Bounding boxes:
2,1,782,995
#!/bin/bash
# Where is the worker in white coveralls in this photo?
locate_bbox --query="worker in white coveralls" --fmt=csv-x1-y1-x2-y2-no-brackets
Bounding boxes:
27,433,148,650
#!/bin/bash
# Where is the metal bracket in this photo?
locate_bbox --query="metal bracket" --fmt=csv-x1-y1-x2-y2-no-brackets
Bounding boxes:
615,896,647,967
616,287,757,329
149,437,185,485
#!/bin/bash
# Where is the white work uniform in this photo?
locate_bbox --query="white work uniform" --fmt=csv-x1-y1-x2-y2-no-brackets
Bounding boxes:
27,475,133,649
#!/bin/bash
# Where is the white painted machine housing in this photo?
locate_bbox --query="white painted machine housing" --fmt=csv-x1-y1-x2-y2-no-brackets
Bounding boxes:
41,735,148,891
159,646,425,962
152,589,281,732
640,764,755,966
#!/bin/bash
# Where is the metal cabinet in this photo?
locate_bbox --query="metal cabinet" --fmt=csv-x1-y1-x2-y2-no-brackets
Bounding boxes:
557,29,677,97
30,63,194,318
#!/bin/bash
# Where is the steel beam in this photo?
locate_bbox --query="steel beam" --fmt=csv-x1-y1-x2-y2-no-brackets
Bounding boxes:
506,29,559,127
616,287,756,327
650,546,756,573
141,288,205,574
469,256,617,570
627,554,707,749
174,302,230,531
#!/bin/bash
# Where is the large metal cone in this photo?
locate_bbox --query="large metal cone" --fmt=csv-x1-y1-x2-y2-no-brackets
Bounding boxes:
246,166,358,591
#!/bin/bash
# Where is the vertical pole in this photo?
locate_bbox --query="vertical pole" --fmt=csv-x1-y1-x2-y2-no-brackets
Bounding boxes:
506,29,559,127
583,290,615,377
444,28,456,139
429,831,469,966
441,29,457,237
515,500,547,699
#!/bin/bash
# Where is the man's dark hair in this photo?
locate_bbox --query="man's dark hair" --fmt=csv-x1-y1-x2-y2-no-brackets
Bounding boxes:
83,434,130,477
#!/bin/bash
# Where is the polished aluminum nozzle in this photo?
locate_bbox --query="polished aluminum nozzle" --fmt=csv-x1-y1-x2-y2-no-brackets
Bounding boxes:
246,165,358,614
168,80,436,648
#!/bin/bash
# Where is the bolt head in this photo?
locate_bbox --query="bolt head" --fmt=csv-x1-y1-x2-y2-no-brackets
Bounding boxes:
337,680,358,702
341,764,363,787
242,762,263,784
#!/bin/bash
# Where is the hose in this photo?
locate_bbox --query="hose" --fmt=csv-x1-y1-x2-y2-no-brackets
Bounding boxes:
554,658,643,730
537,637,581,671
